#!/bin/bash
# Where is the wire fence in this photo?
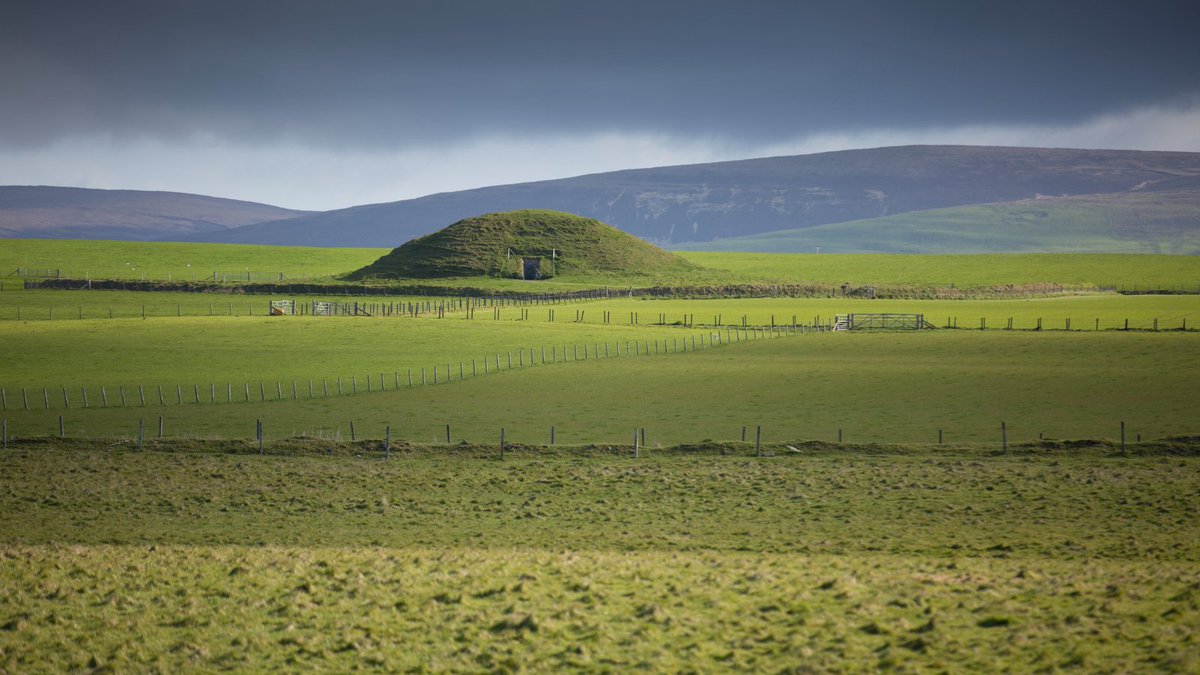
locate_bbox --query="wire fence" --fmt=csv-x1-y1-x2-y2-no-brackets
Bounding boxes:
0,324,806,414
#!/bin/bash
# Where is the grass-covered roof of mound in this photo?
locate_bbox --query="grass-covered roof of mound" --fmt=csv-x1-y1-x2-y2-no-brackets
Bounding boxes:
346,209,695,280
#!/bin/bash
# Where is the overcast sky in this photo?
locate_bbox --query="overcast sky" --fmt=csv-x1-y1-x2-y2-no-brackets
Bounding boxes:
2,0,1198,210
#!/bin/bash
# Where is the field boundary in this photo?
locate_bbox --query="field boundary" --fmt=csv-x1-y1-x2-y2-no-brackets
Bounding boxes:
0,325,800,411
21,277,1195,299
2,435,1197,457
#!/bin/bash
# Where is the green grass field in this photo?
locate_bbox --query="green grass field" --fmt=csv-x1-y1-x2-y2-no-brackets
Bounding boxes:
0,239,386,282
1,447,1197,671
4,331,1196,445
678,251,1200,291
5,239,1200,291
2,242,1199,670
2,288,1197,325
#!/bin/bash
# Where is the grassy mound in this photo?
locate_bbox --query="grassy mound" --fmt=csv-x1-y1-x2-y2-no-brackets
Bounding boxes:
346,210,694,280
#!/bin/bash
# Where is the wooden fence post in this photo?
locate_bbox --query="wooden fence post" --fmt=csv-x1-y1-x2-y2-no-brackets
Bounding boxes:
446,424,451,444
756,426,762,457
1001,421,1007,453
500,428,505,461
385,426,391,458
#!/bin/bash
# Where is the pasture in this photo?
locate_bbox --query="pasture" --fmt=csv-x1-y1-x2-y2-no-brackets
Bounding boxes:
6,238,1200,291
1,238,1198,670
1,448,1197,671
2,330,1197,445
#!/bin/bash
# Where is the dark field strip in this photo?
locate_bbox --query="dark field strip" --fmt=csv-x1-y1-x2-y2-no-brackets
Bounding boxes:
2,446,1196,559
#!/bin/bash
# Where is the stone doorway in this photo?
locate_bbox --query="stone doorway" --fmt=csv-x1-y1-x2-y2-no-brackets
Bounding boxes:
521,257,542,280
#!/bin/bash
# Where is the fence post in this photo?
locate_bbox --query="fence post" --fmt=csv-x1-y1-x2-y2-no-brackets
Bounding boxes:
138,418,143,449
257,419,263,454
385,426,391,458
500,428,505,461
59,416,64,438
756,426,762,457
634,429,639,459
158,416,163,438
550,425,555,445
1001,421,1007,454
446,424,451,444
1120,421,1126,455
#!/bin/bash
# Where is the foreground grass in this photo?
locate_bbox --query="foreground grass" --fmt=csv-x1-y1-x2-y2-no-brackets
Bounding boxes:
3,545,1196,672
0,448,1197,671
3,332,1197,445
3,447,1196,557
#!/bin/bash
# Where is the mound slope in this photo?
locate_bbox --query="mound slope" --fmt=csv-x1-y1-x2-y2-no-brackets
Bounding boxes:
347,210,693,280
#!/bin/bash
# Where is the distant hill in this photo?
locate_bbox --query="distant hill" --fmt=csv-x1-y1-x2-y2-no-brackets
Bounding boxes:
0,186,309,241
176,145,1200,249
676,189,1200,254
348,210,693,280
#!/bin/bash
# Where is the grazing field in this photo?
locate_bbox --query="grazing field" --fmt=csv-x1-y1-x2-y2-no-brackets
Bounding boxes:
3,331,1197,445
0,313,711,397
1,448,1197,671
2,241,1198,671
2,288,1197,326
0,239,386,282
6,238,1200,291
678,251,1200,291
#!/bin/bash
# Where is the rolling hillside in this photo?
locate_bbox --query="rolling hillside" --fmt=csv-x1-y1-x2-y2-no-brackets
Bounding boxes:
0,186,309,241
676,189,1200,254
174,145,1200,248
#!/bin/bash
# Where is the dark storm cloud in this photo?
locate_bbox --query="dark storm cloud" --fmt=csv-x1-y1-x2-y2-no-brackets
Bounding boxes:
1,0,1198,149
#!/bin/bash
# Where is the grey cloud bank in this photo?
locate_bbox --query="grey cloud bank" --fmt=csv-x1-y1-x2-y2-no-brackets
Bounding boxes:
1,0,1198,209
